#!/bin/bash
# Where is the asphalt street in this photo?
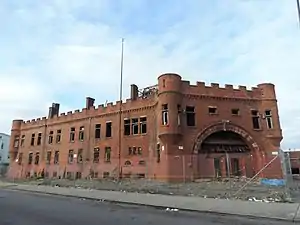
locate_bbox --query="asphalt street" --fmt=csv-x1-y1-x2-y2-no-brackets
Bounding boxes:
0,189,295,225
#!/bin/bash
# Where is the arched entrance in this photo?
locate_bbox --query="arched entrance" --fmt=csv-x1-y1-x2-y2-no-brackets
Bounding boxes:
192,121,261,179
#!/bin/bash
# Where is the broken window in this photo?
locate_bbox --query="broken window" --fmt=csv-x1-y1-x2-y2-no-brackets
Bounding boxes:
95,124,101,139
208,106,217,114
28,152,33,165
177,105,182,126
77,149,83,163
186,106,195,126
265,110,273,129
37,133,42,145
104,147,111,162
79,126,84,141
54,151,59,164
34,152,40,165
18,153,23,165
231,108,240,116
251,110,260,129
162,104,169,125
124,119,131,135
93,147,100,163
70,127,75,142
131,118,139,135
31,134,35,146
46,151,51,164
48,131,53,144
68,150,74,164
105,122,112,137
140,117,147,134
156,143,161,163
14,135,20,148
20,135,25,147
56,129,61,143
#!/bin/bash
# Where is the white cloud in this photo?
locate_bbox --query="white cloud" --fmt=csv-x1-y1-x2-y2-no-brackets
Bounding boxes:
0,0,299,148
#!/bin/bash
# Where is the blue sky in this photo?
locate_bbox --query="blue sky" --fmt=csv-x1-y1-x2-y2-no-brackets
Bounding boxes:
0,0,299,148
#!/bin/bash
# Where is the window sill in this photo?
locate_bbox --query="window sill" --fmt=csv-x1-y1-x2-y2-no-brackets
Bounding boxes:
253,128,262,131
208,113,218,116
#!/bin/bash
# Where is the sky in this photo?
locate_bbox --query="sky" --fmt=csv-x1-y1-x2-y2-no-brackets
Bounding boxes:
0,0,299,148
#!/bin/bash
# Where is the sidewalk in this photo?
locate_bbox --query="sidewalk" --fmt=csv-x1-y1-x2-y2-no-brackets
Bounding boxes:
1,182,300,222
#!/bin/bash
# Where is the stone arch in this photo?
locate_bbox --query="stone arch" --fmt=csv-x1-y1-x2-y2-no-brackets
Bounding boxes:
192,121,260,154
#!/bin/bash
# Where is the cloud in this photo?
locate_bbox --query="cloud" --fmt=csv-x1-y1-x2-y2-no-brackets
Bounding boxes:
0,0,299,148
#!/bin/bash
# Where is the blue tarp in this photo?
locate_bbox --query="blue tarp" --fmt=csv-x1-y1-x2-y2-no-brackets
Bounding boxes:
260,178,285,186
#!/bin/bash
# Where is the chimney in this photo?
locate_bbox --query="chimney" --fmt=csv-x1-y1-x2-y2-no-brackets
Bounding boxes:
130,84,139,100
86,97,95,109
49,103,60,118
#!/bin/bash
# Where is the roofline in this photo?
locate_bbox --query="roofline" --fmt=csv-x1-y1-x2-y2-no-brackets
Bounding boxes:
0,133,10,137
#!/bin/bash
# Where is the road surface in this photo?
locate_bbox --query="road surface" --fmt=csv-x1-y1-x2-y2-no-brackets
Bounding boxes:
0,189,294,225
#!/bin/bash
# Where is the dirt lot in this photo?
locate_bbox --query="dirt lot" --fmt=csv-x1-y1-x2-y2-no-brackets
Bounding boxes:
3,177,292,203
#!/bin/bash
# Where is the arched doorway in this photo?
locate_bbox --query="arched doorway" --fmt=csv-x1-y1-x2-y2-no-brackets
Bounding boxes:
192,122,261,179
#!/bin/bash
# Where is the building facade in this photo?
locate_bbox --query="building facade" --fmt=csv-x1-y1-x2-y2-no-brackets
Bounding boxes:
0,133,10,175
7,73,283,182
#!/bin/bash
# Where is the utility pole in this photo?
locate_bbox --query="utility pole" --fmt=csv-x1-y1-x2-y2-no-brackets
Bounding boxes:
118,38,125,181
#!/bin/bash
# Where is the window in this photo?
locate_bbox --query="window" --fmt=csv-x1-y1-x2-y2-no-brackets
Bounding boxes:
1,143,3,149
75,172,82,179
54,151,59,164
231,108,240,116
265,110,273,129
28,153,33,165
162,104,169,125
46,151,51,164
131,118,139,135
68,150,74,164
70,127,75,142
124,119,131,135
177,105,181,126
138,147,142,155
186,106,195,126
105,122,112,137
48,131,54,144
34,152,40,165
128,147,132,155
37,133,42,145
21,135,25,147
208,106,217,114
18,153,23,165
251,110,260,129
132,146,137,155
79,126,84,141
162,79,166,87
14,135,20,148
156,143,161,163
95,124,101,139
31,134,35,146
139,160,146,166
77,149,83,163
56,129,61,143
125,160,131,166
93,147,100,163
140,117,147,134
104,147,111,162
103,172,110,178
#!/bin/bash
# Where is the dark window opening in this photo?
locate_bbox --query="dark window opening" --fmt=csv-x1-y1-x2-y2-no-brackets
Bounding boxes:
20,135,25,147
292,168,300,175
138,147,142,155
105,147,111,162
162,79,166,87
48,131,53,144
265,110,273,129
56,129,61,143
128,147,132,155
14,135,20,148
77,149,83,163
28,153,33,165
140,117,147,134
177,105,181,126
31,134,35,146
162,104,169,125
68,150,74,164
186,106,195,126
105,122,112,137
139,160,146,166
34,152,40,165
132,146,137,155
79,126,84,141
208,106,217,114
124,119,131,135
137,173,145,179
54,151,59,164
251,110,260,129
70,127,75,142
125,160,131,166
231,108,240,116
93,147,100,163
46,151,51,164
95,124,101,139
37,133,42,145
156,143,161,163
131,118,139,135
103,172,110,178
76,172,82,179
18,153,23,165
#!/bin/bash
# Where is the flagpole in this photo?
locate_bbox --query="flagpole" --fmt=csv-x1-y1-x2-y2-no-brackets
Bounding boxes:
118,38,124,181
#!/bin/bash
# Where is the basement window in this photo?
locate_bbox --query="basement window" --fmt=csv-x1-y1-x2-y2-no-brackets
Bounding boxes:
37,133,42,145
93,147,100,163
105,122,112,138
56,129,61,143
131,118,139,135
251,110,260,129
70,127,75,142
31,134,35,146
124,119,131,135
95,124,101,139
208,106,217,114
186,106,195,126
48,131,53,144
140,117,147,134
265,110,273,129
162,104,169,125
79,126,84,141
231,108,240,116
28,152,33,165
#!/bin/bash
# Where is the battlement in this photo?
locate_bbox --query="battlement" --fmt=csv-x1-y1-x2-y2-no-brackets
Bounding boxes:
181,80,263,99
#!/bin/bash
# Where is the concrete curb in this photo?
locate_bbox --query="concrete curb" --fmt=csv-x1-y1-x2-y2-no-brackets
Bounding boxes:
4,184,300,223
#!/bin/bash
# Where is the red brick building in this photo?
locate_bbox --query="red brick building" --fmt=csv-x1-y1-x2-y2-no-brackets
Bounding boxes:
7,73,283,182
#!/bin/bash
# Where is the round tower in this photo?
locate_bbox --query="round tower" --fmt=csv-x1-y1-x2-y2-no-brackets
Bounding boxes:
9,119,23,162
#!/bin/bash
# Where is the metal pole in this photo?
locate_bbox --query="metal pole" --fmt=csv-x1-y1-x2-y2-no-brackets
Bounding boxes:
118,38,124,181
225,152,232,197
297,0,300,26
